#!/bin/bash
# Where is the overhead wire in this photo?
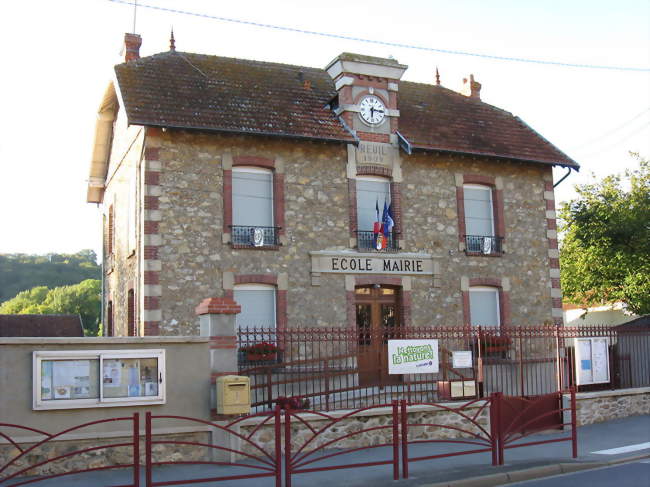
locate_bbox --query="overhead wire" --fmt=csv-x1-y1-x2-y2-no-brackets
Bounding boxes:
576,121,650,158
570,107,650,151
107,0,650,73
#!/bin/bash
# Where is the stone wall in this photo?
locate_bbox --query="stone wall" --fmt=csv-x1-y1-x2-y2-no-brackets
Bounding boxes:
145,129,555,335
573,388,650,426
0,432,209,478
237,402,490,457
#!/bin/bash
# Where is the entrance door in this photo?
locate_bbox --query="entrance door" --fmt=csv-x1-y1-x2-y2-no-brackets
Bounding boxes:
355,285,402,387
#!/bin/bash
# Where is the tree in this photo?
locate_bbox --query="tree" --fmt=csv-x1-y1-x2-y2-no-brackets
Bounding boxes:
0,250,100,303
559,154,650,315
0,279,101,335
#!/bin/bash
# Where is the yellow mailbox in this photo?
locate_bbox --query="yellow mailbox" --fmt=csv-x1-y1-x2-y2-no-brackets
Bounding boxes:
216,375,251,414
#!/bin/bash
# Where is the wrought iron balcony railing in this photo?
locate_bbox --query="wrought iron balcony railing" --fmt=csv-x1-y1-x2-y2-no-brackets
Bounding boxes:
229,225,281,247
464,235,503,255
356,230,400,252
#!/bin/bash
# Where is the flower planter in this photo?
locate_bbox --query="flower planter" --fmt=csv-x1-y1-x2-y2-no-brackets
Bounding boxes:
484,346,509,353
246,352,277,362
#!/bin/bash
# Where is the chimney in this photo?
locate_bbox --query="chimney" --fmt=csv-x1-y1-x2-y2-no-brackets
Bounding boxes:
461,74,482,100
124,33,142,62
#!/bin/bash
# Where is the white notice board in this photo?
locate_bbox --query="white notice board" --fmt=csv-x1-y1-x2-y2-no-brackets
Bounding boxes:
575,337,610,385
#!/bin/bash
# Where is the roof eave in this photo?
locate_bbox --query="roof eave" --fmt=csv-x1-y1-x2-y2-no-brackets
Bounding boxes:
408,144,580,170
125,120,357,145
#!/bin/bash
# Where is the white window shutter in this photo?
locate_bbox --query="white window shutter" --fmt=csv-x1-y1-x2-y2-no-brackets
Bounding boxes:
232,168,273,227
464,185,494,237
469,287,500,327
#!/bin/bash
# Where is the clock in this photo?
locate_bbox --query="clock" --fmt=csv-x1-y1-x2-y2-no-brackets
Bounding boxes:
359,95,386,125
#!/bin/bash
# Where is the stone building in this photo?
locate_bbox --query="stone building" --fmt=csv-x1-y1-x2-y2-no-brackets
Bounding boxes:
87,33,578,343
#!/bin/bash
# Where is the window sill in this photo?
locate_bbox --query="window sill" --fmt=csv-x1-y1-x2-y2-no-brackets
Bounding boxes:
231,244,282,251
464,251,504,258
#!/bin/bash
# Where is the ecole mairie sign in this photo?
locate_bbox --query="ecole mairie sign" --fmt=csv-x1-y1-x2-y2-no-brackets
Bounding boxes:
310,251,437,276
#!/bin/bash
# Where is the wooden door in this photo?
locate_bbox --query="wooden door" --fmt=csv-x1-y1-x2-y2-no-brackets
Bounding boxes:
355,286,401,387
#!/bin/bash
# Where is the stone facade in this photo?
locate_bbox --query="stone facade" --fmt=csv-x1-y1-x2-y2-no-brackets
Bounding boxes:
117,129,557,335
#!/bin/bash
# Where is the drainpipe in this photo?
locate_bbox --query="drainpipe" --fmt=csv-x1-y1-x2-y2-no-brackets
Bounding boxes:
553,167,572,188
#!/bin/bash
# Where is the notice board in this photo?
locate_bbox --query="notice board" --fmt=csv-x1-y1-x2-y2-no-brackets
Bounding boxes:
575,337,610,385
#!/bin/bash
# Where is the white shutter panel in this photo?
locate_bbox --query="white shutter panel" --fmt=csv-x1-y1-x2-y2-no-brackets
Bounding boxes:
234,287,276,330
233,169,273,227
464,186,494,237
469,288,500,327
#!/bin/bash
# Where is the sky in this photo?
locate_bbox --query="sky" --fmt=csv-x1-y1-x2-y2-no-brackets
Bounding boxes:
0,0,648,258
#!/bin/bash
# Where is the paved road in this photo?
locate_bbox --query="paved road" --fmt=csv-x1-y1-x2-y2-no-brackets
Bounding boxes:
508,460,650,487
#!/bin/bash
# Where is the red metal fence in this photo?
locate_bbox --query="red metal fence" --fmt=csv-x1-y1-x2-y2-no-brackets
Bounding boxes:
0,414,140,487
0,391,577,486
237,325,650,411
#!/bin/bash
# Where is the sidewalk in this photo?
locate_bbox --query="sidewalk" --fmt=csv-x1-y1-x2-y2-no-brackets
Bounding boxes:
4,414,649,487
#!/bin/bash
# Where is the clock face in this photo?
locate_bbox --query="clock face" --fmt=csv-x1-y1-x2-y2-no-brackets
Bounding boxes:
359,96,386,125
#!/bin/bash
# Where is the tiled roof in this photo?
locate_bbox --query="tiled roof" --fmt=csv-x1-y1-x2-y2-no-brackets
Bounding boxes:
115,52,355,143
398,82,577,167
0,314,84,337
115,51,578,168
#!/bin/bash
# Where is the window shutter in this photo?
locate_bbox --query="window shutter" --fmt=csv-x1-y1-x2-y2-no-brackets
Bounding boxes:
234,288,276,329
232,169,273,227
469,288,500,327
464,186,494,237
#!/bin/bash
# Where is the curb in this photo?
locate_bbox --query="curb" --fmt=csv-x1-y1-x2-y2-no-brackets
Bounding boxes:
419,453,650,487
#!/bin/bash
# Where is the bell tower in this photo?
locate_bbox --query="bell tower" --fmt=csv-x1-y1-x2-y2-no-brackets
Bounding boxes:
325,53,407,142
326,53,408,250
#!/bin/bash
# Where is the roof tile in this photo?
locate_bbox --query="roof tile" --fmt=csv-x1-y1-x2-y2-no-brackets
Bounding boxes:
115,52,577,168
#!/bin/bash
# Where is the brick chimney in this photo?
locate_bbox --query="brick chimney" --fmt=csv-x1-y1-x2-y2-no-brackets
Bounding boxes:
124,33,142,62
461,74,482,100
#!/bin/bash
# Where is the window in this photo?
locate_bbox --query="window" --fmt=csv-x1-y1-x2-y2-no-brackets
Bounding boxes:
33,349,165,410
463,184,501,254
233,284,276,330
127,289,136,336
469,286,500,328
356,177,396,250
108,204,115,255
106,300,114,337
127,174,136,254
231,167,277,246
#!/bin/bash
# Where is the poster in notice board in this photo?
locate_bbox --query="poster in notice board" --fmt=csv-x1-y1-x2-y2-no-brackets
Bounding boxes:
575,337,610,385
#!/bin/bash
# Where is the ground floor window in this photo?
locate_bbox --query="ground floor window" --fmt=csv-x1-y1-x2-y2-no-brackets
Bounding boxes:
234,284,276,329
469,286,500,328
